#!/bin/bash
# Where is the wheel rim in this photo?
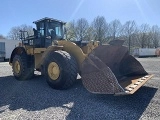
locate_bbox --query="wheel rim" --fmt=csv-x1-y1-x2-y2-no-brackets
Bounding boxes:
48,62,60,80
14,61,21,74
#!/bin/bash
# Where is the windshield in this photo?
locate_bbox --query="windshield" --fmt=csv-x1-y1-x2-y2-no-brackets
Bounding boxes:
46,22,63,39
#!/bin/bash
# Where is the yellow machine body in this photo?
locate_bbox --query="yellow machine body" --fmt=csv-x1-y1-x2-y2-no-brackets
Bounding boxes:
9,17,153,95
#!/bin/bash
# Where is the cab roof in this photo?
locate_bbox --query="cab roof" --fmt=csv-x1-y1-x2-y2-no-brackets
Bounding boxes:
33,17,66,24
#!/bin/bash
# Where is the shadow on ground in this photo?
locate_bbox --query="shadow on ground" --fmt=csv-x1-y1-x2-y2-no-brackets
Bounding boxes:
0,75,157,120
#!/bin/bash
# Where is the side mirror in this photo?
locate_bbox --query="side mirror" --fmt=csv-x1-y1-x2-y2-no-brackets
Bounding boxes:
33,28,38,36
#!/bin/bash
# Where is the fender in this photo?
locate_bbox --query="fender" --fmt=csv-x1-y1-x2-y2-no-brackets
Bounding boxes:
40,41,86,72
9,47,27,65
40,45,63,66
57,40,86,69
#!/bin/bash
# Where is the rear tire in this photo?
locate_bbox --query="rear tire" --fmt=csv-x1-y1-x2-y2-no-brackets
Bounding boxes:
44,50,78,90
12,54,34,80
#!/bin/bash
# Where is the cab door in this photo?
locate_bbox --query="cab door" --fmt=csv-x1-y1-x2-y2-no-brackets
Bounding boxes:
35,22,45,48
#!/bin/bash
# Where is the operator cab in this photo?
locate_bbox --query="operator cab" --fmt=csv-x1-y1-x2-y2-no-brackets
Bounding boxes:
22,17,66,48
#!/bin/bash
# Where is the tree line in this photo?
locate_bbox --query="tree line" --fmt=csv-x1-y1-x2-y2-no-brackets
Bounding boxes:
2,16,160,49
65,16,160,49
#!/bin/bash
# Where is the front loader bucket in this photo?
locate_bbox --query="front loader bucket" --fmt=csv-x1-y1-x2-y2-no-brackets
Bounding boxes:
81,40,153,95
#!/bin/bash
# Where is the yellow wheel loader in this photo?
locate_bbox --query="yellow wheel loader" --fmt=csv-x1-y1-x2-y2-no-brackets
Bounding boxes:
9,17,153,95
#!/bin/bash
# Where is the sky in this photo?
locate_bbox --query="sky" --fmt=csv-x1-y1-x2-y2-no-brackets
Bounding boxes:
0,0,160,36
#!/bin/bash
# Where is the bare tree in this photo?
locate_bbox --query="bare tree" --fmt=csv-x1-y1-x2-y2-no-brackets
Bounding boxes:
138,24,151,48
151,25,160,48
122,20,137,53
0,34,6,39
65,21,76,41
75,18,89,41
8,24,33,40
108,19,122,40
128,30,141,48
84,26,95,41
91,16,108,43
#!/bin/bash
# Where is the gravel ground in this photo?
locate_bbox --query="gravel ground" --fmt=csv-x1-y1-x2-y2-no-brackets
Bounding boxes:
0,58,160,120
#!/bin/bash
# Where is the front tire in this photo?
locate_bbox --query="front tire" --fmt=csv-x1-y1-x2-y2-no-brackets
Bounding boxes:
12,54,34,80
44,50,78,90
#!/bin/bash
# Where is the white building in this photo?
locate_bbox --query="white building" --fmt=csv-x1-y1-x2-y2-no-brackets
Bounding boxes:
0,39,20,61
133,48,156,57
